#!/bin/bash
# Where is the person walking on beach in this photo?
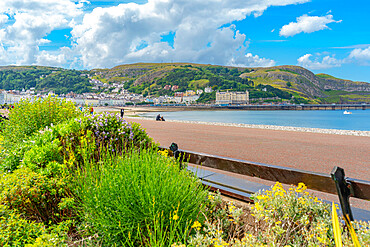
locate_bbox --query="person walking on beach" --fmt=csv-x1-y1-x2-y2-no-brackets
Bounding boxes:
121,108,124,118
90,106,94,114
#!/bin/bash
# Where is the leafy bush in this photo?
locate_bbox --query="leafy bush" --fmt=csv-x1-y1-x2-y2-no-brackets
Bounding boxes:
1,111,155,173
0,204,69,247
0,112,155,221
0,96,82,150
80,111,154,153
250,182,333,246
0,107,156,245
0,167,75,224
76,149,207,246
176,182,370,246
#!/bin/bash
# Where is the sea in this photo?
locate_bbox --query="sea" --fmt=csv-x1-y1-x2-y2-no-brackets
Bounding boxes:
140,109,370,131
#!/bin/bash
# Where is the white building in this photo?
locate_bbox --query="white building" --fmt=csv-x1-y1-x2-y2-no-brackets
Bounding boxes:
204,87,213,93
216,90,249,105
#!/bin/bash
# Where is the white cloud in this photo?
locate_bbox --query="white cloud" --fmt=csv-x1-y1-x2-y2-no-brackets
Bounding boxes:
36,50,67,67
280,14,341,37
349,46,370,61
0,43,8,64
228,53,276,67
297,53,344,70
71,0,308,68
0,14,8,26
332,44,370,49
0,0,310,68
0,0,83,65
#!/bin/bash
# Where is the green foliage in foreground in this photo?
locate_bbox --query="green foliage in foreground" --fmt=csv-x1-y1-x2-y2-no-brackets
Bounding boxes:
76,149,207,246
0,204,70,247
174,182,370,247
0,98,156,246
1,97,369,246
0,96,82,151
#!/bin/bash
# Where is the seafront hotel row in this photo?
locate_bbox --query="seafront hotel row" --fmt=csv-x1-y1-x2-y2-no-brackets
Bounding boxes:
0,88,250,106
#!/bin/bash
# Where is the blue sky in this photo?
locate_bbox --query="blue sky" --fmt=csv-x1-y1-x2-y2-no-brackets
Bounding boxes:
0,0,369,82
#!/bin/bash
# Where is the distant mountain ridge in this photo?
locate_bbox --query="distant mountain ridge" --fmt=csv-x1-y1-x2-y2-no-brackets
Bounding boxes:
0,63,369,104
94,63,370,103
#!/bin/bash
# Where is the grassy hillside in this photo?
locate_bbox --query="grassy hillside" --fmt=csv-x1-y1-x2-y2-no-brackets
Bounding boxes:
0,66,92,94
0,63,369,103
93,63,370,103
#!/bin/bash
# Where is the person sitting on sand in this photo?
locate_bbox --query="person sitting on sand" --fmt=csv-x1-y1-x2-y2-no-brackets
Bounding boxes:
156,114,161,121
160,116,165,121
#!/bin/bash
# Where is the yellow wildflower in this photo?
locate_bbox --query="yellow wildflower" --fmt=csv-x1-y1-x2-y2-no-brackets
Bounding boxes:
296,182,307,192
228,205,236,212
173,214,179,220
191,220,202,230
256,194,269,200
157,149,169,157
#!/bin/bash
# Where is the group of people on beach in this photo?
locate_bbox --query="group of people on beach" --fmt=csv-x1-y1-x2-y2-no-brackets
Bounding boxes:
156,114,165,121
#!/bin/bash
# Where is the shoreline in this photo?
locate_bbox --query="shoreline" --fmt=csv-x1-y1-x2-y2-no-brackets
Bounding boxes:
125,116,370,137
2,106,369,136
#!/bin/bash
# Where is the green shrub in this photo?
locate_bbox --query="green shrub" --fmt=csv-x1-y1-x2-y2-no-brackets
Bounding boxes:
179,183,370,246
71,112,155,159
76,149,207,246
0,204,69,247
1,112,155,173
250,182,333,246
0,111,156,244
0,167,75,224
0,96,82,150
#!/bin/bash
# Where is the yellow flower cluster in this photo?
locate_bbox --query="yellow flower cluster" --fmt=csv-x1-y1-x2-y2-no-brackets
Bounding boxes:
176,183,369,246
157,149,169,157
172,214,179,221
295,182,307,193
191,220,202,231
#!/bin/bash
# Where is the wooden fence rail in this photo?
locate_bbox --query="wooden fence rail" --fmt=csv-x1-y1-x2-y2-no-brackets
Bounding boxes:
160,145,370,201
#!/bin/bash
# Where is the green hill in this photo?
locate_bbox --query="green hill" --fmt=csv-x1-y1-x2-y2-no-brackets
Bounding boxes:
0,66,91,94
0,63,369,104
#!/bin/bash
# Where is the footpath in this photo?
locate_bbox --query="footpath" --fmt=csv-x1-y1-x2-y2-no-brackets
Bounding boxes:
187,164,370,222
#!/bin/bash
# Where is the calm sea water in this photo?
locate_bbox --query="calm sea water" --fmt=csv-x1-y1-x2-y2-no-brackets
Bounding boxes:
141,110,370,131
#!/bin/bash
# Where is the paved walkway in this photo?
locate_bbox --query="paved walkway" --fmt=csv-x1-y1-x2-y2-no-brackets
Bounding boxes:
127,118,370,210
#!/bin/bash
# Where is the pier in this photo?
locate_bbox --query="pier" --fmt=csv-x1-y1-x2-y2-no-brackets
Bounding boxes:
219,103,370,111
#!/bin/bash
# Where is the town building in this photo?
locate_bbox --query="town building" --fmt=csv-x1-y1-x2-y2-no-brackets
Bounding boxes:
184,90,196,96
163,85,172,90
174,92,184,97
215,90,249,105
204,87,213,93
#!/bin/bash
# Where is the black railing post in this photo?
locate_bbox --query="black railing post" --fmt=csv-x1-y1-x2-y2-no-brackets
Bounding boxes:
169,142,184,169
330,166,354,221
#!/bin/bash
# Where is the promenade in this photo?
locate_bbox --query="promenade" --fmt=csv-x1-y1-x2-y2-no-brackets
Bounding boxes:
127,117,370,210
